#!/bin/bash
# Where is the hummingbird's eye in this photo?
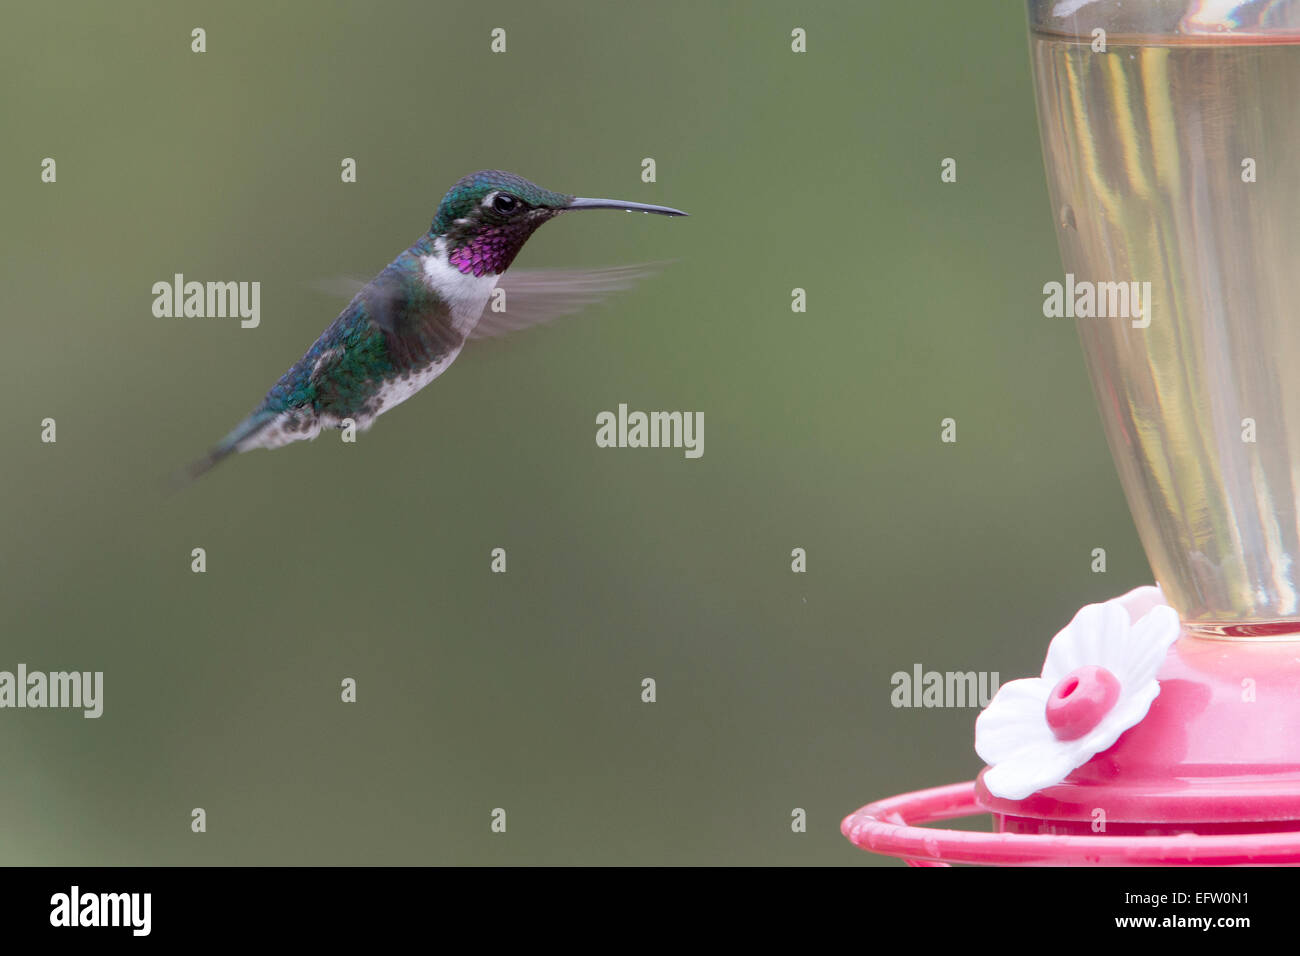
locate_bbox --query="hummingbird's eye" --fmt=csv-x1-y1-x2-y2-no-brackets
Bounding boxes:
492,193,519,214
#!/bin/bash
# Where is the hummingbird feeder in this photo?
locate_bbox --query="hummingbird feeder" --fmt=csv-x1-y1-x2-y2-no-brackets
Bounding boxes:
843,0,1300,866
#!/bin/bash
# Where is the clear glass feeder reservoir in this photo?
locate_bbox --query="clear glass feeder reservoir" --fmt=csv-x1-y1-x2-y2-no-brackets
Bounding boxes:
1031,0,1300,636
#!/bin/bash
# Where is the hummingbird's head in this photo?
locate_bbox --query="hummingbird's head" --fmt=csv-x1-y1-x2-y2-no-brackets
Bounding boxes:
432,170,687,277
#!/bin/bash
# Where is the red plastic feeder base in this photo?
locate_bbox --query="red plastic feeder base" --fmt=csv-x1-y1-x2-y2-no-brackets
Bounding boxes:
842,781,1300,866
842,636,1300,865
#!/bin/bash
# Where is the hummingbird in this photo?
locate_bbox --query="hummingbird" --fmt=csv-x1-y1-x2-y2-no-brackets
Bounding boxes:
183,170,686,482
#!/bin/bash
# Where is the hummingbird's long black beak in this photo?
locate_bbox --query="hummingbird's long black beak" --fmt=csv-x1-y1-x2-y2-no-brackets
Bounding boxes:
567,197,688,217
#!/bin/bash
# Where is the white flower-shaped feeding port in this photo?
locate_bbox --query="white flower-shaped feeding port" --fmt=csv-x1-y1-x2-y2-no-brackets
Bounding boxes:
975,585,1181,801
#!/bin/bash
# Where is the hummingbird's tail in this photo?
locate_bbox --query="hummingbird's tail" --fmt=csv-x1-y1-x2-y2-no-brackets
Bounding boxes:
172,409,277,490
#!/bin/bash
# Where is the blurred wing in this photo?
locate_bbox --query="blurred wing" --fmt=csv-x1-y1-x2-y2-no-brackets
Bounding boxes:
305,275,372,299
469,262,670,340
305,273,412,336
308,270,457,342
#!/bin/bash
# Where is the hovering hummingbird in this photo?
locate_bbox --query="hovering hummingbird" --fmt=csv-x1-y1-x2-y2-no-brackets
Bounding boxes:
183,170,686,482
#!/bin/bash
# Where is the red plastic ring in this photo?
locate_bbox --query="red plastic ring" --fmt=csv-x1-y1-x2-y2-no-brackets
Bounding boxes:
842,781,1300,866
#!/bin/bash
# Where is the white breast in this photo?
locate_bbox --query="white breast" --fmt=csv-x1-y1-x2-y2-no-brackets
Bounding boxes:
422,239,499,335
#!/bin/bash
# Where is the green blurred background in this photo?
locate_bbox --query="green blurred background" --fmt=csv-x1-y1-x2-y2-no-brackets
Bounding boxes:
0,1,1152,864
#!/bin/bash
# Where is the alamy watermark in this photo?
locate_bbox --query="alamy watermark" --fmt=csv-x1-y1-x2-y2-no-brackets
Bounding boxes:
50,886,149,936
891,664,1000,708
152,274,260,328
0,664,102,717
596,403,703,459
1043,273,1152,329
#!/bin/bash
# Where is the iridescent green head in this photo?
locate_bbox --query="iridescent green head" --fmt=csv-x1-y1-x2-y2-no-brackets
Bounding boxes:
431,170,687,277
